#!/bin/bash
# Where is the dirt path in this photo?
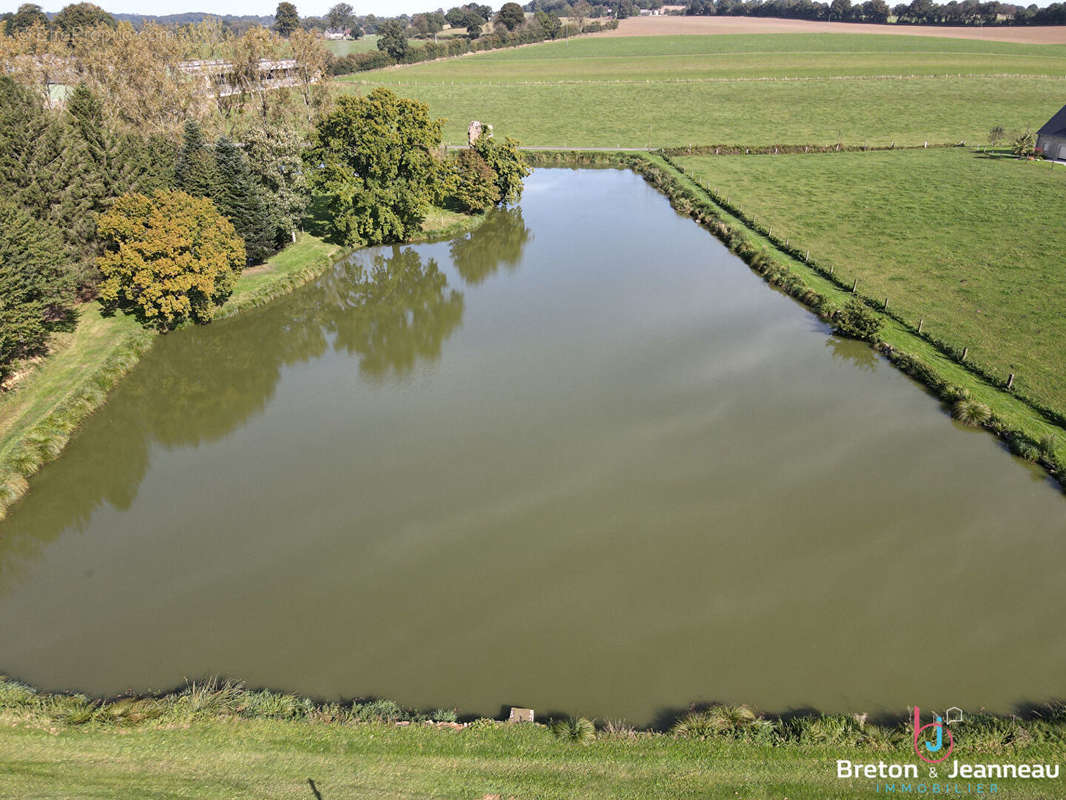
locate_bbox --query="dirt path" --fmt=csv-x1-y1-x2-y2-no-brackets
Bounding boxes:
595,16,1066,44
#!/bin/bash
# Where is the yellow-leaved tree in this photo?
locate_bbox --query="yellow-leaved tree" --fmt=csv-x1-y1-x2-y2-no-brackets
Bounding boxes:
97,190,246,329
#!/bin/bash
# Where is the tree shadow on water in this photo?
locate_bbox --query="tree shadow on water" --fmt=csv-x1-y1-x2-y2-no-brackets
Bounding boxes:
449,206,531,287
0,247,466,581
825,334,878,372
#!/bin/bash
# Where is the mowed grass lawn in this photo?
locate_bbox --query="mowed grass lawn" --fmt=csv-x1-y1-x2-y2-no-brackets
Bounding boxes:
339,34,1066,146
673,147,1066,416
2,718,1063,800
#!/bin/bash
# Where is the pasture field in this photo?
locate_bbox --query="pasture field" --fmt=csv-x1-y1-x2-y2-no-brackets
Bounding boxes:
672,147,1066,417
325,29,468,57
339,34,1066,147
323,35,380,56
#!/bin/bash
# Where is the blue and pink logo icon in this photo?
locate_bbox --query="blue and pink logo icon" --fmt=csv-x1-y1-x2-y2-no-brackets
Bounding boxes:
913,706,954,763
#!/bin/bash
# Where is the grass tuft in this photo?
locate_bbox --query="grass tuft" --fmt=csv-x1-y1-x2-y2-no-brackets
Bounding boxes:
550,717,596,744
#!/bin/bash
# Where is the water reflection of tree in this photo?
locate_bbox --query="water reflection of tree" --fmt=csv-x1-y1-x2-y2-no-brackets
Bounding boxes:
825,335,878,372
0,246,464,584
449,207,530,286
330,247,464,381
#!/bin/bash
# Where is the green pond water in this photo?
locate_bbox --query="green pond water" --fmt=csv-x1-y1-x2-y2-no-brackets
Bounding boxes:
1,169,1064,724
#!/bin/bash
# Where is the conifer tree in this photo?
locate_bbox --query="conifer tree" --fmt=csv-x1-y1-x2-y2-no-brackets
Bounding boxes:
213,137,276,265
0,202,71,379
175,120,221,200
0,77,66,221
58,84,113,285
58,85,179,287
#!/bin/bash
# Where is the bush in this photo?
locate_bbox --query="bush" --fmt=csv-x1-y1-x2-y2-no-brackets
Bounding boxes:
952,399,992,427
833,299,883,342
97,190,246,328
672,705,760,740
473,131,530,206
354,699,407,723
448,148,500,213
550,717,596,744
1013,128,1037,158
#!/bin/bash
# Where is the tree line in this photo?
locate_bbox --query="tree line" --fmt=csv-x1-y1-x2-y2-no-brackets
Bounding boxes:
0,15,527,383
682,0,1066,27
0,16,330,132
330,7,617,75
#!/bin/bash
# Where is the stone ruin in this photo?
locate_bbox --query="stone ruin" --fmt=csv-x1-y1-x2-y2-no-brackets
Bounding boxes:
467,120,494,146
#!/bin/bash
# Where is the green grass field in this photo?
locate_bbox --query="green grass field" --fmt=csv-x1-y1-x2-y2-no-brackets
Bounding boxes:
0,310,146,468
339,34,1066,146
324,35,380,56
671,147,1066,417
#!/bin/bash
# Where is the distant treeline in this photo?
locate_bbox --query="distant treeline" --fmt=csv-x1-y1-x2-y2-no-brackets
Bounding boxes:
330,17,619,75
110,12,275,30
682,0,1066,27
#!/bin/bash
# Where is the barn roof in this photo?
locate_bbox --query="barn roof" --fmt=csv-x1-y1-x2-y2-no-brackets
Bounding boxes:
1038,105,1066,136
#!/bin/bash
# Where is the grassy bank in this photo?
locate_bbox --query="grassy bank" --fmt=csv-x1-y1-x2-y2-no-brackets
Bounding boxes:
525,150,1066,484
3,679,1065,799
670,147,1066,421
0,209,481,521
339,34,1066,146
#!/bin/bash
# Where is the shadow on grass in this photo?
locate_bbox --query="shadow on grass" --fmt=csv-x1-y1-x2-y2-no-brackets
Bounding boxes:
303,195,346,245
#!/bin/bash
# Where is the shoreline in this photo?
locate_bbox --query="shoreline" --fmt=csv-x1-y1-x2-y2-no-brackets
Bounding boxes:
2,676,1064,799
3,674,1063,739
0,211,485,522
522,150,1066,492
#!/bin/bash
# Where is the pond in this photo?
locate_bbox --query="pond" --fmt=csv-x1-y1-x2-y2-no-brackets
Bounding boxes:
2,169,1064,724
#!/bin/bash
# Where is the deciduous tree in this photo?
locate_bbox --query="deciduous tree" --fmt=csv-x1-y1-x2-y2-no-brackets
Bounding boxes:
304,88,445,246
534,10,561,38
473,130,530,205
288,27,330,119
376,19,409,59
242,122,309,243
326,2,354,30
53,3,116,36
448,148,500,213
274,2,301,36
97,190,245,328
4,4,48,35
496,2,526,30
464,10,485,38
